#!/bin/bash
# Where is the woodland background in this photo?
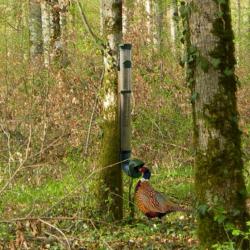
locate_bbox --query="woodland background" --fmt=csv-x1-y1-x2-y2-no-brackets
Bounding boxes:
0,0,249,249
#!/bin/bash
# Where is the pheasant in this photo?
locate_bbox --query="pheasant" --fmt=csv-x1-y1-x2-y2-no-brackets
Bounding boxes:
135,166,188,219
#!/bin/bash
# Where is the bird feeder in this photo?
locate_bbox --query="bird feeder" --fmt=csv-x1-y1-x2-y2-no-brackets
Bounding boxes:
119,44,141,178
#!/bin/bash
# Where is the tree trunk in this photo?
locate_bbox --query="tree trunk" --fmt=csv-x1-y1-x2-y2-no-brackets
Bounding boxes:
153,0,163,50
145,0,152,43
236,0,241,64
122,0,135,37
145,0,162,50
187,0,249,248
98,0,123,221
41,0,51,67
249,0,250,32
122,0,128,36
50,0,61,66
59,0,69,67
29,0,43,62
169,0,180,57
100,0,104,35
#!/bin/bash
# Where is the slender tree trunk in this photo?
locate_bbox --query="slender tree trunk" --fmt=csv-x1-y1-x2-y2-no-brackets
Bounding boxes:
249,0,250,31
98,0,123,220
236,0,241,64
153,0,163,50
169,0,180,57
59,0,69,67
100,0,104,35
50,0,61,65
186,0,249,248
29,0,43,62
123,0,128,35
41,0,51,67
145,0,152,43
122,0,135,36
145,0,162,51
22,1,30,62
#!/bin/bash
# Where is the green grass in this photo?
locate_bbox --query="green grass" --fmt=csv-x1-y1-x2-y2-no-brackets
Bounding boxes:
0,0,249,248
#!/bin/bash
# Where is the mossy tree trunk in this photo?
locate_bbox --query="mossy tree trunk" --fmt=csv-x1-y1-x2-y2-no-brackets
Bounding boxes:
98,0,123,220
29,0,43,62
187,0,249,248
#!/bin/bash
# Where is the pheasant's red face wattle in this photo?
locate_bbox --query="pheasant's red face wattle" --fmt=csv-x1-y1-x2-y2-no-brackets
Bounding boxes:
139,166,146,173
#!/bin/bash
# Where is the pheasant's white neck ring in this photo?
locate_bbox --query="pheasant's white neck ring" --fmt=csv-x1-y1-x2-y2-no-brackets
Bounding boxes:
141,178,149,182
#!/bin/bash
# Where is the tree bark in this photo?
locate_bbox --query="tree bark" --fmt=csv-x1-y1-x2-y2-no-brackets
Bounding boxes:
98,0,123,220
187,0,249,248
50,0,61,66
122,0,135,36
58,0,69,67
236,0,241,64
29,0,43,61
145,0,162,50
122,0,128,35
145,0,152,43
100,0,104,35
41,0,51,67
169,0,180,57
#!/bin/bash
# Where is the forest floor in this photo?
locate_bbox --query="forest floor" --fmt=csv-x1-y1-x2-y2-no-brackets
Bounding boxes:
0,162,197,249
0,55,249,249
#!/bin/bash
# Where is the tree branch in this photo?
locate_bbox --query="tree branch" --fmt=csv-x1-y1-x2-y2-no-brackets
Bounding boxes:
75,0,104,50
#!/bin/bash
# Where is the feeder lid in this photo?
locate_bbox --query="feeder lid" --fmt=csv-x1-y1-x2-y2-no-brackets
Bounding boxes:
128,158,145,178
129,158,145,169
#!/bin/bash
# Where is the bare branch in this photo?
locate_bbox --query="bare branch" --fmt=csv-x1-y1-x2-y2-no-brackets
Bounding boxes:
75,0,104,49
0,125,32,195
84,68,104,156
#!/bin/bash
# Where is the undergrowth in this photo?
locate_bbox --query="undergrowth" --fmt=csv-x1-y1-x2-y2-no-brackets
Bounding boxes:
0,0,249,249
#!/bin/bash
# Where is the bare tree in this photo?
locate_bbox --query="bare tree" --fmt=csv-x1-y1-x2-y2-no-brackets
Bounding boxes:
41,0,51,67
29,0,43,61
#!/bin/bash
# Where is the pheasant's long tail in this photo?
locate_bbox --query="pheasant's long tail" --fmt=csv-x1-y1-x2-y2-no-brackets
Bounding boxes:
166,205,191,213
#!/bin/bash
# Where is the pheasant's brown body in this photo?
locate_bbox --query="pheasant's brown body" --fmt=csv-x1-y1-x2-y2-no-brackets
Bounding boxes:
135,180,187,219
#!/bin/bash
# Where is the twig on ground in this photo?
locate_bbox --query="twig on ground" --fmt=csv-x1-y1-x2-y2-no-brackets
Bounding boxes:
0,216,120,228
39,218,71,250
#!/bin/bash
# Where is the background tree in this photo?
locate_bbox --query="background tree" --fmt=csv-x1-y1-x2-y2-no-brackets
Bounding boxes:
168,0,180,57
58,0,69,67
146,0,163,51
50,0,61,64
186,0,249,248
29,0,43,62
41,0,51,67
98,0,123,220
